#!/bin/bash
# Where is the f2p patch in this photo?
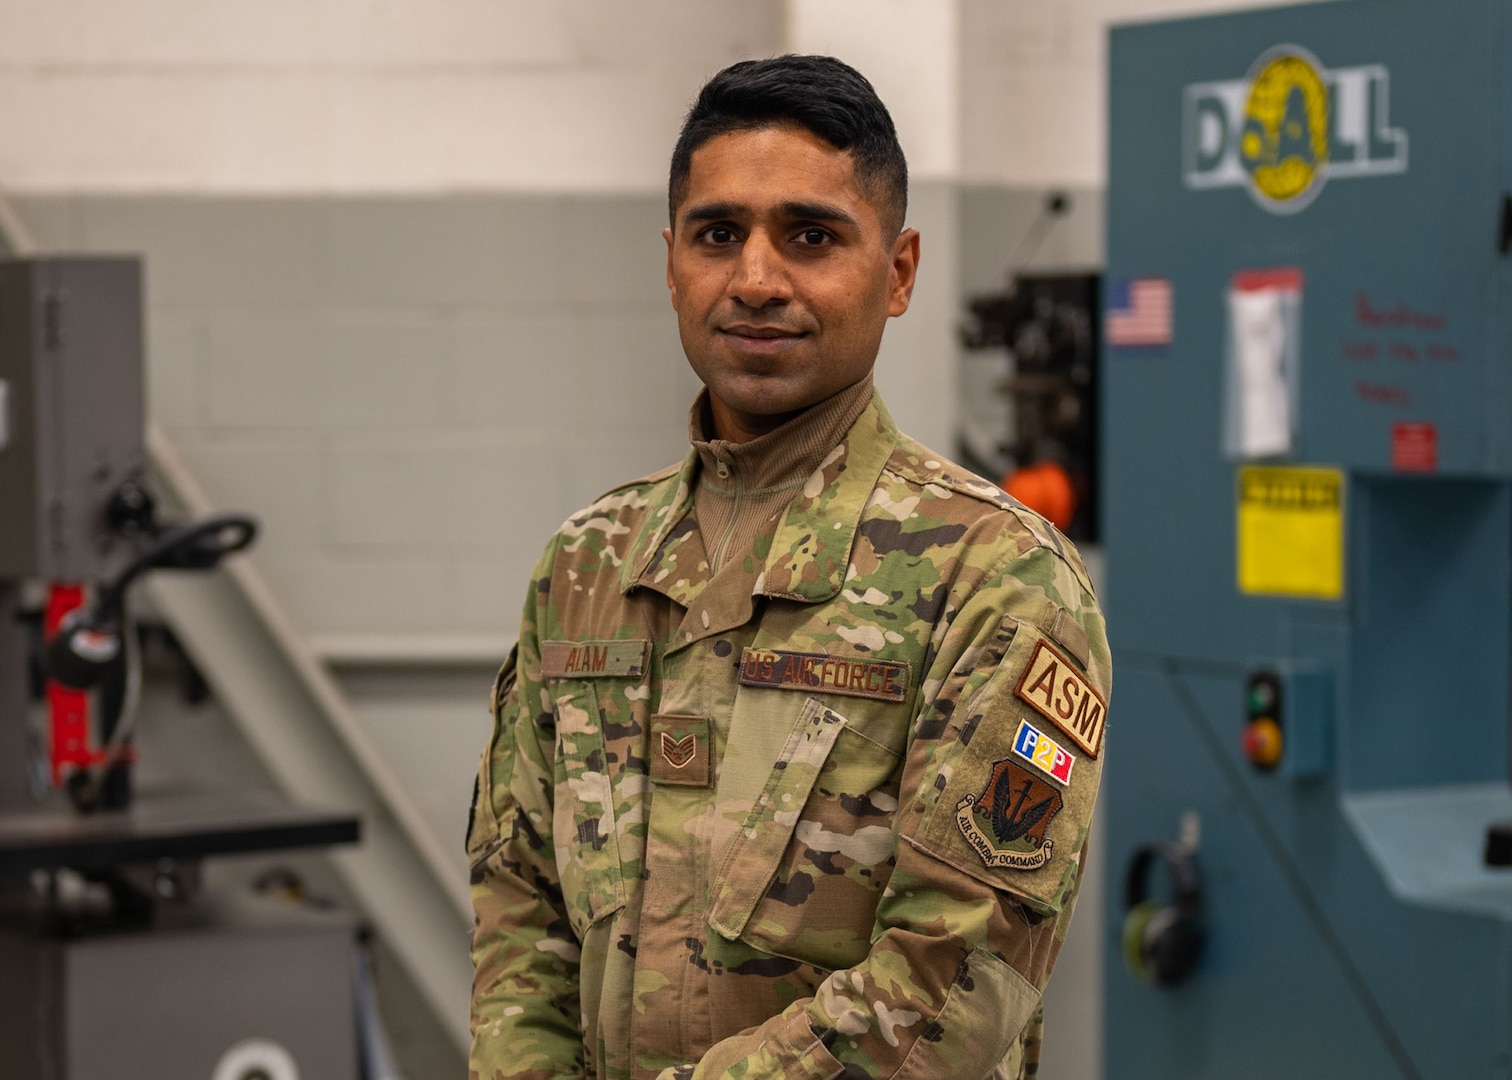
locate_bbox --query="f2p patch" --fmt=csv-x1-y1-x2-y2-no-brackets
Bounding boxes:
1015,640,1105,758
1011,719,1073,785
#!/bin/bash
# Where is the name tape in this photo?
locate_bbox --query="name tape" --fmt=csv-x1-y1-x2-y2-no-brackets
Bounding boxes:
540,639,649,679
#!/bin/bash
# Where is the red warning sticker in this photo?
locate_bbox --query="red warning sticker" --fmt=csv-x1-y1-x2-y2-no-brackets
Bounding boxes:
1391,422,1437,474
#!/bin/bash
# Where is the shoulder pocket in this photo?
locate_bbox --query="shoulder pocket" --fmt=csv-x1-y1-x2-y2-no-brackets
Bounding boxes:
906,624,1103,917
709,697,902,971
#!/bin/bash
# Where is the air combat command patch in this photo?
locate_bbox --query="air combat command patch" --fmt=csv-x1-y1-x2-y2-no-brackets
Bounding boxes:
955,759,1064,872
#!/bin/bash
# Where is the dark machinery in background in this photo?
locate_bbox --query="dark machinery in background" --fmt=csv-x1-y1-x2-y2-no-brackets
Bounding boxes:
42,507,256,812
0,256,364,1079
960,195,1101,541
1103,1,1512,1076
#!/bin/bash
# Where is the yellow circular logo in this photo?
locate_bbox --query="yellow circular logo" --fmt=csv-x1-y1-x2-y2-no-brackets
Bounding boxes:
1240,47,1330,211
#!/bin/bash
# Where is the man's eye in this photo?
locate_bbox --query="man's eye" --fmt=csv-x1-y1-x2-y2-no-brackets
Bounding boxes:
798,228,831,246
703,226,738,244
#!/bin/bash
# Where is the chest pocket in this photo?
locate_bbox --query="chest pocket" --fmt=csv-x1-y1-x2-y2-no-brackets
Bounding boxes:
552,681,628,937
708,697,902,972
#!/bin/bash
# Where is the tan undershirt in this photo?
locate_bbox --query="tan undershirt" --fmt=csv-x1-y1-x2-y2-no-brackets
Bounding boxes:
689,376,875,575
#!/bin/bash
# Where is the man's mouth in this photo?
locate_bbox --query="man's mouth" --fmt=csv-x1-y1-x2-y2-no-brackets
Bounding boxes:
721,324,806,340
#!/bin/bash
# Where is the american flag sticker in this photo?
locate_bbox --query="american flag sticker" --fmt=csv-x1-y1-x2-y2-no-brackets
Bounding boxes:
1105,277,1174,347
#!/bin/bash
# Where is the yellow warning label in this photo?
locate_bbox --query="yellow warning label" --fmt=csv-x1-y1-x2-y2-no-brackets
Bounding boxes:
1236,465,1344,599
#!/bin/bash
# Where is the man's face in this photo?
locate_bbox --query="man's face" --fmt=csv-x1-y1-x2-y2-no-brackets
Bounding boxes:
664,125,920,443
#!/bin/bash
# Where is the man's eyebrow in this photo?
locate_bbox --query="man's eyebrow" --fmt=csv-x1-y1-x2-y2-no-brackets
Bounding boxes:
679,200,860,229
680,201,742,227
778,201,859,227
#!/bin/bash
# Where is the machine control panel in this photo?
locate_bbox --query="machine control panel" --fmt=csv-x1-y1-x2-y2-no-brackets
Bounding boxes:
1241,669,1284,771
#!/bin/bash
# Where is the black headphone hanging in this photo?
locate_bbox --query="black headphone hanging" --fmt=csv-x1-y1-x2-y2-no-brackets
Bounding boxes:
1121,842,1203,986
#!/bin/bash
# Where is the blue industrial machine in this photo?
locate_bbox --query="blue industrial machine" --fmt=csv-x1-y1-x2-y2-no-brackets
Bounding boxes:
1102,1,1512,1076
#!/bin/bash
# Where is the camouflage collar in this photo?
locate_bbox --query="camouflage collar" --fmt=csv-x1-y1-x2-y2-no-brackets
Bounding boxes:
620,394,901,605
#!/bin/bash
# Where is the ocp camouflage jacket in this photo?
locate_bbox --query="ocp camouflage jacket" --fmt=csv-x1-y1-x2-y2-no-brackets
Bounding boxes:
468,394,1111,1080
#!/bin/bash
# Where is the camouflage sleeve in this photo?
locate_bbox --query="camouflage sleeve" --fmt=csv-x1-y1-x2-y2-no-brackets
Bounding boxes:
665,543,1110,1080
468,550,587,1080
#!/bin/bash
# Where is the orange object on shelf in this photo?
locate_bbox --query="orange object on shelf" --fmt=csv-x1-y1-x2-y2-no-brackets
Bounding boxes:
1003,461,1077,532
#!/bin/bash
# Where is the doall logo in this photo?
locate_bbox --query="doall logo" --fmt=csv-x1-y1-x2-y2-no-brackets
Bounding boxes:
1184,45,1408,213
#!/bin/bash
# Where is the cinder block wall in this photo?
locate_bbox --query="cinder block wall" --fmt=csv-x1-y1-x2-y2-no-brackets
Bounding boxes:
19,194,697,648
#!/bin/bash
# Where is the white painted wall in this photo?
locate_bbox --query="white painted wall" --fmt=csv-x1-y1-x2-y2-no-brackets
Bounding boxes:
785,0,961,181
0,1,780,193
0,0,1335,195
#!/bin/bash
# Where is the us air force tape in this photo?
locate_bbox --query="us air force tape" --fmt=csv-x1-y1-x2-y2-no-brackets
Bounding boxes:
738,647,911,702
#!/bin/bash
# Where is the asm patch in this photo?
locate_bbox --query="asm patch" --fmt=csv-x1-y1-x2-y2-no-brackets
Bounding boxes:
541,639,649,679
1015,640,1106,758
738,648,910,702
955,759,1063,872
1011,719,1074,785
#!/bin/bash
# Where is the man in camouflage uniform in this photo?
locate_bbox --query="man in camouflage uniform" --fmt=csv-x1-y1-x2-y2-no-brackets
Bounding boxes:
469,55,1110,1080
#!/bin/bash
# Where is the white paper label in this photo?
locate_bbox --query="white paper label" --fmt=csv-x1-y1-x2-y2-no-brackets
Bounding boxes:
1232,288,1292,457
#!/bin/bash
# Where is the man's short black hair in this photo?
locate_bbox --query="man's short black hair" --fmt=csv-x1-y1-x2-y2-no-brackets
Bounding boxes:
668,54,909,236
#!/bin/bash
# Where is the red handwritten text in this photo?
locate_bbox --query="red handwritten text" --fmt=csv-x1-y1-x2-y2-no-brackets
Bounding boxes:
1354,380,1413,406
1355,292,1447,331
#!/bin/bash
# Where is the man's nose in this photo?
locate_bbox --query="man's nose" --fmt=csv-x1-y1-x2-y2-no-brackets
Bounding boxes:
728,233,791,308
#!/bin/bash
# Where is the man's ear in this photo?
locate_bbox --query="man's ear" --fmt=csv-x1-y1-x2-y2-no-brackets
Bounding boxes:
664,226,678,308
887,227,921,318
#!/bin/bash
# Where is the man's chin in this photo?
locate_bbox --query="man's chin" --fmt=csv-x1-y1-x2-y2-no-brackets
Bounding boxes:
700,378,820,440
711,382,813,420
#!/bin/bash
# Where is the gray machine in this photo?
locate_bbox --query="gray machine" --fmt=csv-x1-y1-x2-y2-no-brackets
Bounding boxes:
0,257,362,1079
1102,1,1512,1076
